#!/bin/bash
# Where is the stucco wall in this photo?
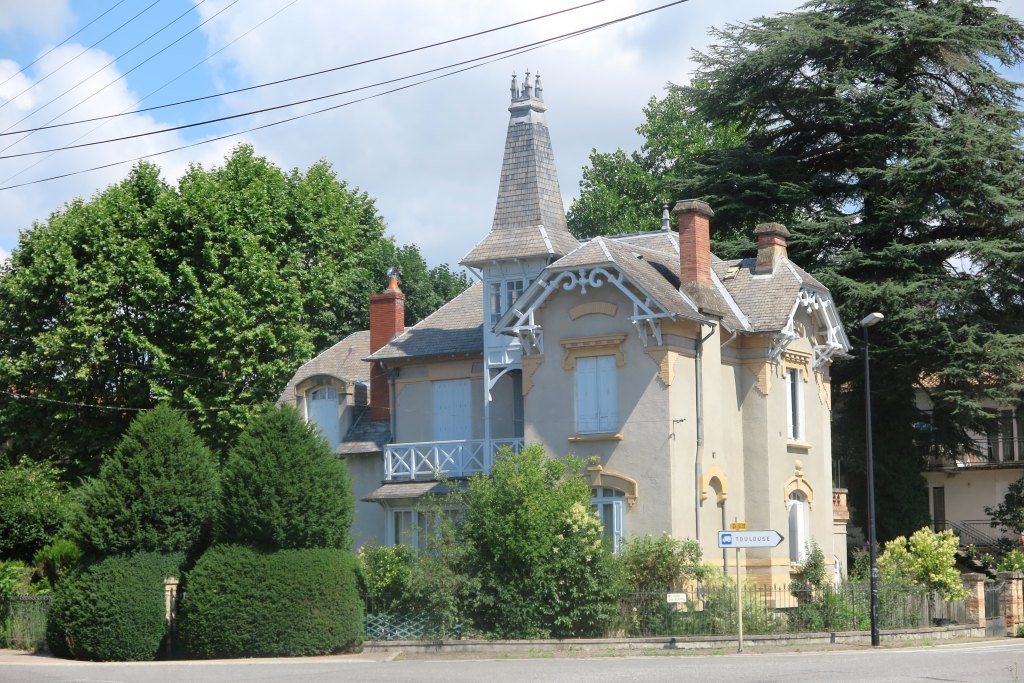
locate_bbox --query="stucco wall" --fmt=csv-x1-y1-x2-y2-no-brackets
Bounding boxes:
347,454,386,549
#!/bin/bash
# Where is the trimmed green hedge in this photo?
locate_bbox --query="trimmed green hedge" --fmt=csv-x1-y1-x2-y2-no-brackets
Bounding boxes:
46,553,182,661
178,545,363,658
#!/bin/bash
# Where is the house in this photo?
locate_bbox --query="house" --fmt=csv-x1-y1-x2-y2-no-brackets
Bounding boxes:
918,385,1023,549
281,73,853,585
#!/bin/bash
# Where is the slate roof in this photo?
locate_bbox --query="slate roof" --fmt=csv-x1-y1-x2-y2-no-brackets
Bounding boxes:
712,257,828,332
339,408,391,455
367,282,483,362
362,480,456,502
279,330,371,404
461,92,578,266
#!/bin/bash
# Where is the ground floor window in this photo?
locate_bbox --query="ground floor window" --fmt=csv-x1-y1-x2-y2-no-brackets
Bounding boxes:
788,491,809,564
592,487,626,552
385,506,458,550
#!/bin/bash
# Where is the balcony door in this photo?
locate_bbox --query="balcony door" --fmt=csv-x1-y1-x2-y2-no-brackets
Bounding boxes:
433,379,472,442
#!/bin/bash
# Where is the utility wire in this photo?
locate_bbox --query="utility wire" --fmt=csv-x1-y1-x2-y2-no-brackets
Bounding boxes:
0,0,132,89
0,0,213,144
1,0,303,186
0,0,690,186
0,0,165,114
0,0,239,158
0,0,611,138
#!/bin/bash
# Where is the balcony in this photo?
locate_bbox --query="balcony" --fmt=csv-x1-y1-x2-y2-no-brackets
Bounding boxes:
925,437,1024,471
832,488,849,523
384,438,524,481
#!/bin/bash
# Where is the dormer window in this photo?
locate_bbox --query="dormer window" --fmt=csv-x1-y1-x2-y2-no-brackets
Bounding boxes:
489,278,528,325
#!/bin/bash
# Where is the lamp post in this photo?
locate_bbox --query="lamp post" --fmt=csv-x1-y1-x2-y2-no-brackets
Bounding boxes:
860,311,884,647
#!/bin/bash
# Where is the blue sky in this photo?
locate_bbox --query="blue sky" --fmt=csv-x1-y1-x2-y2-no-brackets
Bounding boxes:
1,0,1022,269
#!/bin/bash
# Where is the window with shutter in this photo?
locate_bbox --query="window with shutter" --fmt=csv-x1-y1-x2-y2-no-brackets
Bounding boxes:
576,355,616,433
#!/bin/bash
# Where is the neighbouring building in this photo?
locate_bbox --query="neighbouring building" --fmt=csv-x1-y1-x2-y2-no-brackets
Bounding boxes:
280,73,853,584
918,384,1024,549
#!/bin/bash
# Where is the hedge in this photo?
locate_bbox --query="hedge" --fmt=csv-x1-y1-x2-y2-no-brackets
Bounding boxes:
46,552,182,661
178,545,363,658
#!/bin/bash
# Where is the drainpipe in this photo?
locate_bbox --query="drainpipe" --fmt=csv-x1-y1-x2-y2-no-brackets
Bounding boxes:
694,322,717,543
388,365,399,441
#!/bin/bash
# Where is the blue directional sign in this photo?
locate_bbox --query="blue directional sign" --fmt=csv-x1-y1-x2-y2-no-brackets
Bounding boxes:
717,530,784,548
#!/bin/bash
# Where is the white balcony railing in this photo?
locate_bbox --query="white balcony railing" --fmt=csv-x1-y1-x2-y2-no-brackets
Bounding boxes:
384,438,524,481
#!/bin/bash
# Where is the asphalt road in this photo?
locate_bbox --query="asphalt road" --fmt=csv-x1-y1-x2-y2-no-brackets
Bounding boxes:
3,640,1024,682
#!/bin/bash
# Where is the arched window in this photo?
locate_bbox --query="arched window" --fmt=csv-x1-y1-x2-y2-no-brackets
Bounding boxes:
592,487,626,553
788,490,809,564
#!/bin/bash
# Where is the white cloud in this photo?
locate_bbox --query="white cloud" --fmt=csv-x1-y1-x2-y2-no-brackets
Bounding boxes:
0,0,74,37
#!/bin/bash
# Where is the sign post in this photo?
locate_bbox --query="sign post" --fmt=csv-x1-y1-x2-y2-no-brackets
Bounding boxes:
718,529,784,653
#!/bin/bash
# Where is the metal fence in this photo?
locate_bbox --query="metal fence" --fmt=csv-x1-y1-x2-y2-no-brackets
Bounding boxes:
617,584,966,638
0,595,50,650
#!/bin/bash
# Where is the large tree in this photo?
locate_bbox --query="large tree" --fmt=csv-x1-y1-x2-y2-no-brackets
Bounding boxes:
0,145,467,474
573,0,1024,539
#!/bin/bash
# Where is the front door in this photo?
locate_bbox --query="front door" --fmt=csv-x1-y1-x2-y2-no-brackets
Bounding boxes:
932,487,946,530
433,379,472,441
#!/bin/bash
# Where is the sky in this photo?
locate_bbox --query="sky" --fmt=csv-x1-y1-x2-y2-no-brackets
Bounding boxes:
1,0,1023,271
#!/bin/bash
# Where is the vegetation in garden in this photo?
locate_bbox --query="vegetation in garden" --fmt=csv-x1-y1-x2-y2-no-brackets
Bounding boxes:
45,552,183,661
0,460,68,563
218,403,353,551
878,527,968,602
178,545,363,658
68,405,219,560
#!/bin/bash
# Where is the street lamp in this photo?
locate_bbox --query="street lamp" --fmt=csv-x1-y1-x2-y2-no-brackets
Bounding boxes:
860,311,884,647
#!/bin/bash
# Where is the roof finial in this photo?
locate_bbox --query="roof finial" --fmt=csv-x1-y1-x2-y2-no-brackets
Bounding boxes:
661,203,670,231
534,71,543,101
523,69,533,99
510,72,519,102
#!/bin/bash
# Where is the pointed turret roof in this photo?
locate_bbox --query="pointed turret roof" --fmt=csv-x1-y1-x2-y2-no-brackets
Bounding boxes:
461,72,579,267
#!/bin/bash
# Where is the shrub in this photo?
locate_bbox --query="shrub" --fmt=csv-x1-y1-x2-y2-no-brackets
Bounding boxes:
68,405,219,558
359,543,414,613
178,545,363,658
46,552,182,661
620,534,705,592
998,548,1024,573
878,527,968,601
0,460,67,562
219,404,353,550
33,539,83,589
460,445,621,638
0,560,34,598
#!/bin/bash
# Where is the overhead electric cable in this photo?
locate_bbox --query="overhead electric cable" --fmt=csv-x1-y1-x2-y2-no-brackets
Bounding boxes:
0,0,691,191
0,0,610,138
0,0,240,157
0,0,303,186
0,0,165,113
0,0,132,89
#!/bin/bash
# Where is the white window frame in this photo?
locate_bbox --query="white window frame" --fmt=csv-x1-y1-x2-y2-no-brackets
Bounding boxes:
385,506,458,550
489,278,528,325
786,367,803,441
307,386,341,450
788,490,809,564
575,355,617,434
592,487,626,553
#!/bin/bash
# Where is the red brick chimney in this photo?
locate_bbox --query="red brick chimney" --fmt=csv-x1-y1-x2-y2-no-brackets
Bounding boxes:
672,199,714,287
369,268,405,422
753,222,791,274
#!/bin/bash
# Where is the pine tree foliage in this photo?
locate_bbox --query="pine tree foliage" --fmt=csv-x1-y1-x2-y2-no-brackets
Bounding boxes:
68,405,219,558
218,404,353,551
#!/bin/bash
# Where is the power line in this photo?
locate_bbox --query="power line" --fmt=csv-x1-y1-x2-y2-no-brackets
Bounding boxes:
0,0,215,147
0,0,611,138
0,0,691,190
1,0,304,187
0,0,132,90
0,0,166,114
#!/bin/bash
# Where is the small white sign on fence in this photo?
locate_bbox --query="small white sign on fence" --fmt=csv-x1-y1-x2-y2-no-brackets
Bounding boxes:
666,593,687,604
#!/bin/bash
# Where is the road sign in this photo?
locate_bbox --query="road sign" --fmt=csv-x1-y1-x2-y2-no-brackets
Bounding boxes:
730,521,747,530
666,593,688,604
717,530,784,549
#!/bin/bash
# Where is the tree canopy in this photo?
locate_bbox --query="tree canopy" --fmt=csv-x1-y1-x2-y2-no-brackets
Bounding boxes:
0,145,467,474
570,0,1024,538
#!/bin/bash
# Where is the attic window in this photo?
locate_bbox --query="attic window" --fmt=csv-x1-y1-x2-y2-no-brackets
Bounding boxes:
724,265,740,280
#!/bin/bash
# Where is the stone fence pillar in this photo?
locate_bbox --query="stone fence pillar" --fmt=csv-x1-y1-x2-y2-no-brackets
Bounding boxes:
962,573,986,629
164,576,180,657
997,571,1023,636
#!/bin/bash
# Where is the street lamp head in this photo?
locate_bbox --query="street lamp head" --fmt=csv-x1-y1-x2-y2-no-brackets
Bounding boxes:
859,312,884,328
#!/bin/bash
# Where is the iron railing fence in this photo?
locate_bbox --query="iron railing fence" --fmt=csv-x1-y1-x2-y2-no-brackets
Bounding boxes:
0,595,50,650
617,584,966,638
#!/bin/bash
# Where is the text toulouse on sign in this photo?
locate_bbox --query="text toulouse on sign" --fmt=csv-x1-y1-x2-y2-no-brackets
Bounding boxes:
717,530,784,549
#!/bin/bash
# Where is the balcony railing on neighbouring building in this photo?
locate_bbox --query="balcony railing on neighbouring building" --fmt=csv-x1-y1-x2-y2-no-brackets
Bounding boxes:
925,437,1024,470
384,438,524,481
